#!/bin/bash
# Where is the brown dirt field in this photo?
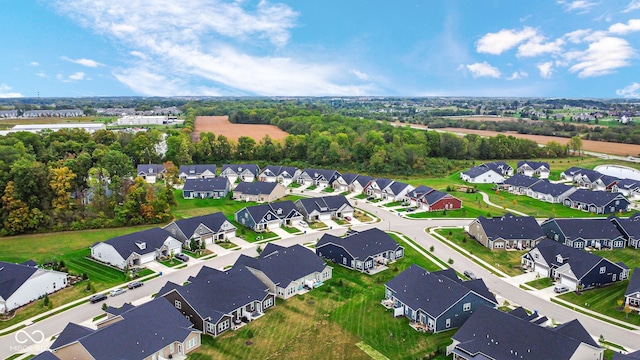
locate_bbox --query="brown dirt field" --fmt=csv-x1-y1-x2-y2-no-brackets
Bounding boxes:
193,116,289,142
440,127,640,156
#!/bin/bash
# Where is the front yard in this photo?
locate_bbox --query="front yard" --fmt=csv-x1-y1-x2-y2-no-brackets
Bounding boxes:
525,277,554,290
558,280,640,326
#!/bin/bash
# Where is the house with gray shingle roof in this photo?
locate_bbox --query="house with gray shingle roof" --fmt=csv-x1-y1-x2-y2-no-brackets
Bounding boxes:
162,212,236,247
517,160,550,178
296,168,340,188
610,212,640,248
541,218,626,249
220,164,260,183
232,181,286,202
563,188,629,214
257,165,300,186
178,164,217,181
468,213,545,250
0,261,67,314
136,164,165,184
625,268,640,310
499,174,542,195
460,162,513,184
526,179,577,203
182,177,231,199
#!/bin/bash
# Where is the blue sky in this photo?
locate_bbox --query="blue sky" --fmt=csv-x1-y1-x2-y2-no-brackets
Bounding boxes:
2,0,640,98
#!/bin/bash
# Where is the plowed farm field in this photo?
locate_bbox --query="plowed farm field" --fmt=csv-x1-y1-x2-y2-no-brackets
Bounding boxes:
192,116,289,142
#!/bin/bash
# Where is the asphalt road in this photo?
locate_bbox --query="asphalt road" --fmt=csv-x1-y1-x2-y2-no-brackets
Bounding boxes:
2,200,639,358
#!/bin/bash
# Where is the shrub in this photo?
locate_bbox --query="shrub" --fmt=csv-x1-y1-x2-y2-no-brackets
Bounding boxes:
448,258,454,265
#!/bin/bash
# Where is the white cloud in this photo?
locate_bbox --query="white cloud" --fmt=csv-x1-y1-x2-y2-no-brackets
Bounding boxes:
559,0,598,13
623,0,640,12
537,62,554,79
349,69,369,81
29,62,40,67
52,0,374,96
0,84,22,98
616,82,640,97
61,56,104,67
35,72,47,78
69,72,86,80
608,19,640,34
566,37,635,77
517,37,565,57
476,27,537,55
464,62,501,78
563,29,592,43
507,71,528,80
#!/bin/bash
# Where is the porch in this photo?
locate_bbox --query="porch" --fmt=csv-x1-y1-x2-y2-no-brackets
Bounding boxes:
231,311,264,331
409,321,429,333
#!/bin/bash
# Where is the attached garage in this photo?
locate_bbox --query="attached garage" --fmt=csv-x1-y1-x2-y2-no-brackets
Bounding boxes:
533,263,549,277
560,275,578,290
318,213,332,221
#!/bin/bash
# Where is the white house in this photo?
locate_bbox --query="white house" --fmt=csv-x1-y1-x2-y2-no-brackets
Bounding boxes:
91,228,182,269
0,261,67,313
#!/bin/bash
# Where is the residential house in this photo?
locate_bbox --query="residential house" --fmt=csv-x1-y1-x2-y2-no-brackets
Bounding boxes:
574,169,605,189
560,166,590,182
540,218,626,249
136,164,165,183
521,239,629,290
498,174,542,195
0,261,67,314
625,268,640,310
364,178,395,199
220,164,260,183
332,173,360,192
407,185,463,211
563,188,630,214
90,228,183,270
610,212,640,248
178,164,217,181
297,168,341,188
49,299,201,360
350,174,374,193
235,204,281,232
385,265,497,333
232,181,286,202
267,200,304,226
162,212,236,247
468,213,545,250
517,160,550,178
447,306,603,360
316,228,404,273
295,195,354,222
526,179,577,203
614,350,640,360
257,165,300,186
158,266,276,337
460,162,513,184
382,181,415,202
182,177,231,199
234,243,332,299
612,178,640,199
593,174,620,192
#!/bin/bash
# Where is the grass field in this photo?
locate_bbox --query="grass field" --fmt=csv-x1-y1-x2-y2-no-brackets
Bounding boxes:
525,277,554,290
188,234,453,360
171,191,305,219
593,247,640,270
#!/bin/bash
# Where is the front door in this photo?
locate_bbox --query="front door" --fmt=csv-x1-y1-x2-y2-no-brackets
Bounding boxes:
178,344,183,355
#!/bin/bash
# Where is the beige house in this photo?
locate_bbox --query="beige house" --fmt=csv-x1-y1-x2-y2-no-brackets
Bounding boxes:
233,181,286,203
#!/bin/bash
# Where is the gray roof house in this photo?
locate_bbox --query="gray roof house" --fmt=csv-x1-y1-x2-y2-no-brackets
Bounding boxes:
295,195,354,222
332,172,360,192
614,350,640,360
234,243,332,299
625,268,640,310
182,177,231,199
220,164,260,183
541,218,627,249
235,201,305,232
178,164,217,180
364,178,395,199
526,179,577,203
382,180,415,202
232,181,286,202
447,306,603,360
461,162,513,184
610,212,640,248
296,168,341,188
257,165,300,186
560,166,590,182
0,261,67,313
136,164,165,183
468,213,545,250
612,178,640,199
517,160,550,178
385,265,497,333
563,188,630,214
162,212,236,246
49,299,201,360
498,174,542,195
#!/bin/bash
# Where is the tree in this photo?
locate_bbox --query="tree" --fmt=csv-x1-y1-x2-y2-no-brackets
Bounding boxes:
1,181,44,235
624,304,632,319
49,166,77,228
568,136,583,155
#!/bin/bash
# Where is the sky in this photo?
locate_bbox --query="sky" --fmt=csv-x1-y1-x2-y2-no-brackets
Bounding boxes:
1,0,640,99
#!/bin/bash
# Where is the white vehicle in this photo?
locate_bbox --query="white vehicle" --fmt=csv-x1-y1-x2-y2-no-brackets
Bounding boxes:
109,288,126,297
554,284,570,293
299,220,309,228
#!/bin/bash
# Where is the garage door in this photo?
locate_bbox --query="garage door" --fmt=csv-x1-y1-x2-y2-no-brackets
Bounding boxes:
139,252,157,265
319,213,332,221
202,234,214,245
534,264,549,277
560,275,578,290
267,220,280,229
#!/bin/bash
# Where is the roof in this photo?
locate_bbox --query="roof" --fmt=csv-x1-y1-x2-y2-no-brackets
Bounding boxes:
61,299,195,360
268,200,301,218
317,228,401,260
339,173,360,185
244,203,278,223
597,174,620,186
0,262,39,299
301,168,340,183
105,302,136,317
30,352,60,360
93,228,174,259
566,189,628,207
612,212,640,239
387,181,412,195
462,165,495,178
260,165,298,177
51,322,94,349
476,213,544,241
21,259,38,267
626,268,640,296
372,178,395,190
235,243,328,288
353,174,374,186
542,218,624,241
517,161,550,170
221,164,260,176
530,239,622,279
183,177,230,192
614,350,640,360
385,264,496,318
576,169,604,182
234,181,279,195
552,319,599,347
484,161,512,175
159,266,270,323
408,185,435,199
502,174,542,188
179,164,216,176
137,164,165,175
423,189,455,205
562,166,589,177
165,212,230,240
296,195,351,214
322,195,351,210
452,306,600,360
529,179,575,197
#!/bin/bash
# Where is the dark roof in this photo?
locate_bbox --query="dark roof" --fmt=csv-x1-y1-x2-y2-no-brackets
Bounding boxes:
183,177,230,192
302,168,340,182
353,175,374,186
387,181,411,195
517,161,550,170
614,350,640,360
268,200,301,218
462,165,493,178
137,164,165,175
234,181,279,195
576,169,604,182
502,174,542,188
160,266,270,323
597,174,620,186
179,164,216,176
508,306,529,319
552,319,599,347
51,322,94,349
166,212,230,240
452,306,599,360
542,218,624,241
373,178,395,190
261,165,298,177
21,259,38,267
566,189,628,207
423,189,455,205
297,195,351,214
484,161,512,175
30,352,60,360
93,228,174,259
105,302,136,317
529,179,575,197
611,212,640,239
477,213,544,241
339,173,360,185
626,268,640,296
0,262,39,299
321,195,351,210
317,228,401,260
221,164,260,176
562,166,589,177
531,239,622,279
385,264,496,317
408,185,435,199
236,243,328,288
244,203,278,223
615,178,640,190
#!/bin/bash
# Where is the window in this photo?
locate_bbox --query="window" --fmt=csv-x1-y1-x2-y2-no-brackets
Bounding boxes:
613,274,617,281
218,319,230,333
445,318,451,328
175,300,182,309
343,257,347,265
264,297,274,308
463,303,471,311
600,266,606,274
206,322,215,334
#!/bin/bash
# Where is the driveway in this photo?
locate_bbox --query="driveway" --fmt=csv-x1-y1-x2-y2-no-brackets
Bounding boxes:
271,227,293,239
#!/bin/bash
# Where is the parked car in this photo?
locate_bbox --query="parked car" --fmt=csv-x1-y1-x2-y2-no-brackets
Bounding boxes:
554,284,570,293
344,216,352,221
175,253,189,262
406,207,416,212
90,293,108,303
366,196,374,201
127,281,144,289
463,270,477,280
299,220,309,228
109,288,126,297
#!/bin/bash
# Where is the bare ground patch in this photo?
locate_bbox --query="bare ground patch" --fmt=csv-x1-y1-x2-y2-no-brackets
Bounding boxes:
193,116,289,142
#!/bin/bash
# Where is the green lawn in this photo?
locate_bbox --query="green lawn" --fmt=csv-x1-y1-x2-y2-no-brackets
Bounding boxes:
288,182,302,188
558,280,640,326
354,193,368,200
407,206,497,219
525,277,554,290
383,201,404,207
182,249,214,259
309,221,329,230
593,247,640,270
188,232,453,360
59,249,128,288
281,226,302,234
307,185,318,190
434,228,525,277
322,187,335,193
217,241,240,250
172,191,305,218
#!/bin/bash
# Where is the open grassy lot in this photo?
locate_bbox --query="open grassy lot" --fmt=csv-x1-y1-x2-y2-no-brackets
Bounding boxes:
188,234,453,360
558,280,640,326
593,247,640,270
434,228,525,277
407,206,496,219
172,191,305,219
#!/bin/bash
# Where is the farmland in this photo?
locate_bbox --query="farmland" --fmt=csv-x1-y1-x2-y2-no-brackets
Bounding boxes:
192,116,289,142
